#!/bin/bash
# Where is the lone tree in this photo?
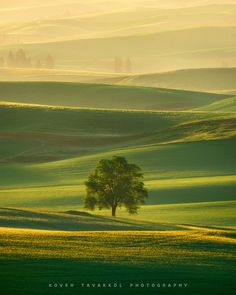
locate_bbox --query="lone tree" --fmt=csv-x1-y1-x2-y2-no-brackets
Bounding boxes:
84,156,148,216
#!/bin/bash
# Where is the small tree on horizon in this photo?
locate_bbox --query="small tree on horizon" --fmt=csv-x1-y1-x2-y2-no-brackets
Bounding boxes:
45,54,55,69
84,156,148,217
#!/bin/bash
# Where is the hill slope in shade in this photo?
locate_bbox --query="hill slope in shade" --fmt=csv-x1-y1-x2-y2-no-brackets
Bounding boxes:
0,102,235,163
0,201,235,230
0,207,182,231
0,81,229,111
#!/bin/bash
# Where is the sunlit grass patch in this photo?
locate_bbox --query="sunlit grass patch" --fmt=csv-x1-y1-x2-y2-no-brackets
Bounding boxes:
146,175,236,189
0,228,235,267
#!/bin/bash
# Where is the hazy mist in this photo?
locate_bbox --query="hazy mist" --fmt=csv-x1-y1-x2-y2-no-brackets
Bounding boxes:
0,0,236,73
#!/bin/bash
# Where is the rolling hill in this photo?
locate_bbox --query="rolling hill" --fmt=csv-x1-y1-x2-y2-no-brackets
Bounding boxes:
0,67,235,94
0,101,234,162
0,201,235,230
196,96,236,112
0,207,179,231
0,81,229,111
0,102,235,208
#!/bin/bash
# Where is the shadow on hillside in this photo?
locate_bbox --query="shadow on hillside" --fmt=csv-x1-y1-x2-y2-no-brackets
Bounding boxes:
0,207,184,231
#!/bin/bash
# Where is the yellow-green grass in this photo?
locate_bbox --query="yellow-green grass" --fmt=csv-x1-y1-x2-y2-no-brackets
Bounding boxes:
0,227,235,294
0,81,228,111
196,97,236,112
1,227,235,262
154,116,236,143
0,184,85,209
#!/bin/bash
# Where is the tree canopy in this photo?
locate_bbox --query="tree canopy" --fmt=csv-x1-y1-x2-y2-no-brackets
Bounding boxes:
84,156,148,216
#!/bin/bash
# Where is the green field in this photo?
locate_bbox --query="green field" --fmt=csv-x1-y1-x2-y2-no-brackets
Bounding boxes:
196,97,236,112
1,201,236,229
0,99,236,209
0,81,228,110
0,98,235,293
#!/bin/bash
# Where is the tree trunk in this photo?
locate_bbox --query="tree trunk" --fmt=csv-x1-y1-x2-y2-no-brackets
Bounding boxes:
112,205,117,217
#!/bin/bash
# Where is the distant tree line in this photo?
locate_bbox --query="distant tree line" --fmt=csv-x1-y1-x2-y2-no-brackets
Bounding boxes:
114,57,132,73
0,49,55,69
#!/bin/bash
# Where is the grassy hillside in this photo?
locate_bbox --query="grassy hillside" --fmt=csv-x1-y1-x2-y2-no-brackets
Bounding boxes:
0,102,203,162
197,97,236,112
0,227,235,294
0,81,228,111
0,103,235,208
158,116,236,141
0,67,235,94
0,200,235,228
0,207,182,231
0,102,234,162
0,67,234,94
0,68,236,94
1,173,235,209
96,201,236,227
